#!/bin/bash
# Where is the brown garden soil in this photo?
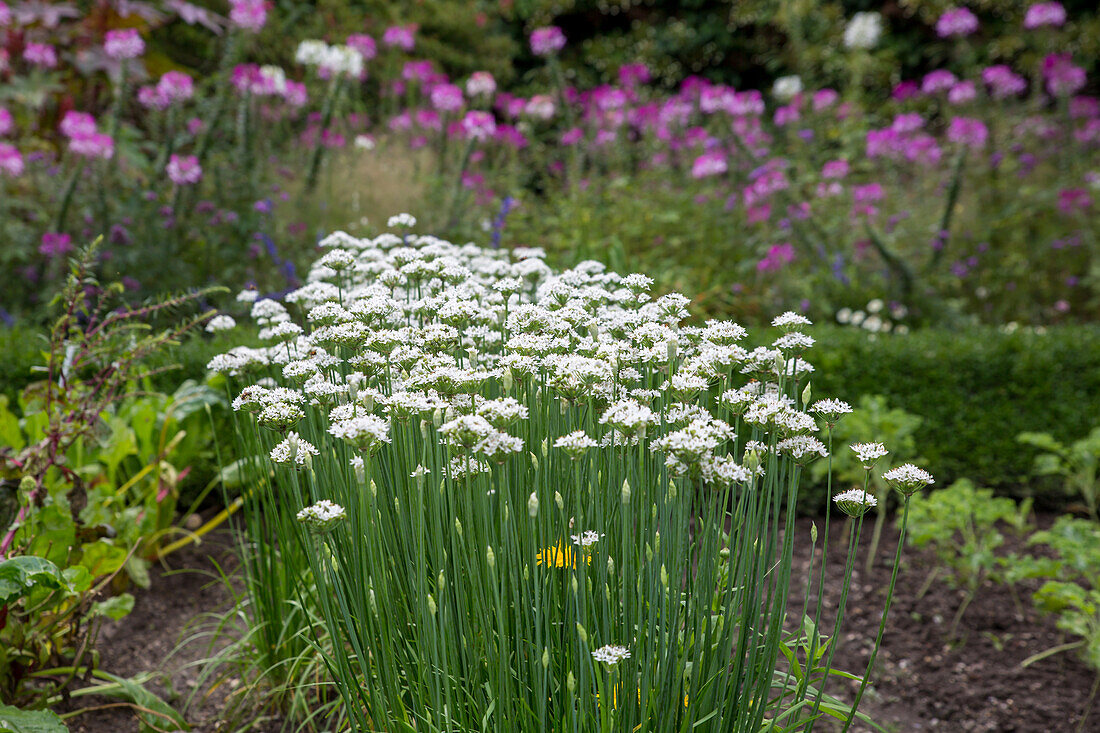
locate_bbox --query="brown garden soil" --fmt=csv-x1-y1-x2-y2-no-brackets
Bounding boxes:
61,513,1098,732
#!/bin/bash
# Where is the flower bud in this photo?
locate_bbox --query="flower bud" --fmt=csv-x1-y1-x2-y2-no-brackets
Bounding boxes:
527,492,539,517
660,564,669,589
486,545,495,570
571,575,578,594
454,517,463,537
530,452,539,471
555,491,564,511
567,671,576,693
575,623,587,643
801,381,812,407
542,647,550,669
621,478,631,505
502,368,514,391
427,593,437,616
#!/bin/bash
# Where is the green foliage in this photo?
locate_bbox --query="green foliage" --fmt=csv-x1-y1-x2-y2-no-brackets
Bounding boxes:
905,479,1032,590
1018,428,1100,520
1009,517,1100,672
0,705,68,733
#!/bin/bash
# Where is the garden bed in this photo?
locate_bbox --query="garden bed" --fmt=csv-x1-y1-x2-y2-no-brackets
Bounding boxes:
59,514,1097,732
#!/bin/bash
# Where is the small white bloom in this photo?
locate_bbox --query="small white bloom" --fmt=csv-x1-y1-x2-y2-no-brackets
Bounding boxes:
591,644,631,665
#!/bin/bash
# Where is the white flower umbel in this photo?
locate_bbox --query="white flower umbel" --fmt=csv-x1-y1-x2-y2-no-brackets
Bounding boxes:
833,488,877,517
771,311,812,331
772,75,803,101
591,645,631,665
844,11,883,50
296,499,346,533
554,430,598,459
811,399,853,423
387,213,417,229
883,463,935,495
329,414,391,453
271,432,319,468
851,442,888,468
205,314,237,332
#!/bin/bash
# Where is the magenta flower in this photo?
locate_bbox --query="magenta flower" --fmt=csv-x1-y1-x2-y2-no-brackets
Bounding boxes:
23,42,57,68
530,26,566,56
947,116,988,148
159,71,194,102
69,132,115,160
283,81,308,108
757,243,794,272
461,110,496,141
812,89,839,111
560,127,583,145
981,65,1027,98
865,128,899,158
936,7,979,38
618,63,650,87
104,28,144,60
891,113,924,133
166,154,202,185
1024,2,1066,29
229,0,267,32
822,159,849,179
691,152,727,179
402,60,434,82
414,109,441,131
853,183,885,203
39,232,73,258
1058,188,1091,214
346,34,377,61
921,69,958,94
948,80,977,104
382,25,416,51
60,111,97,139
1043,53,1086,97
891,81,920,101
430,83,464,112
0,2,10,26
0,142,23,177
0,107,12,136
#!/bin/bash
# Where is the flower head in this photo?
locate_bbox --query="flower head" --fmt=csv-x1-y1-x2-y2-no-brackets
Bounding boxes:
844,12,883,50
591,645,631,665
882,463,934,495
833,488,877,517
936,7,979,38
166,154,202,185
530,26,566,56
296,499,346,532
104,29,145,60
1024,2,1066,29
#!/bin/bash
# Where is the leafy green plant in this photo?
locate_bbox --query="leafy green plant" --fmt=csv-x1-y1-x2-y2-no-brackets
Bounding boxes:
903,478,1032,637
0,243,216,722
1018,428,1100,520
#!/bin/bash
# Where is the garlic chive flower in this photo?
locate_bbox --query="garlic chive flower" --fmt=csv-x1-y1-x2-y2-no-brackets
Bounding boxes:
771,311,813,331
554,430,598,459
205,314,237,332
296,500,346,532
271,432,319,468
591,645,631,665
850,442,888,468
811,398,852,424
833,488,877,517
882,463,935,495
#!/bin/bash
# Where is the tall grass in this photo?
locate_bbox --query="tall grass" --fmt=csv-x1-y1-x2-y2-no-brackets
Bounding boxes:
212,221,910,731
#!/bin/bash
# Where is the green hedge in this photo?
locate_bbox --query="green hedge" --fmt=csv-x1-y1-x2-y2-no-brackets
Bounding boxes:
807,325,1100,505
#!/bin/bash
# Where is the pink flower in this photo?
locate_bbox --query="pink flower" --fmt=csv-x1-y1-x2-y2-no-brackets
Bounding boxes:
69,132,115,159
947,116,988,148
757,243,794,271
401,60,434,82
822,159,849,179
39,232,73,258
1043,53,1086,97
0,107,12,136
524,94,555,120
430,83,464,112
23,42,57,68
0,142,23,177
981,65,1026,98
166,154,202,185
866,128,900,158
936,7,979,38
948,80,977,105
812,89,839,111
691,152,727,178
283,81,307,107
229,0,267,32
61,111,98,138
774,105,799,126
466,71,496,98
1058,188,1090,214
618,63,650,87
891,81,920,101
414,109,441,130
530,26,566,56
729,90,764,116
921,69,957,94
346,34,377,61
104,28,144,60
382,25,416,51
891,113,924,133
560,127,583,145
462,111,496,141
186,117,204,135
0,2,10,26
1024,2,1066,29
853,183,884,203
159,70,194,103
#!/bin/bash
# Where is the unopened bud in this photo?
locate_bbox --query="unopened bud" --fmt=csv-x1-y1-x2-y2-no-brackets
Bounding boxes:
486,545,495,570
801,381,812,407
502,369,514,391
575,623,587,644
555,491,564,511
542,647,550,669
567,671,576,693
427,594,437,616
621,478,631,505
527,492,539,517
454,517,463,537
661,564,669,589
530,452,539,471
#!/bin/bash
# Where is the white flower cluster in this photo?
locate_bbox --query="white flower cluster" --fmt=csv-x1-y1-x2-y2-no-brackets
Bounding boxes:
833,488,877,517
295,39,364,77
210,218,874,510
591,644,631,665
296,499,346,532
844,11,884,50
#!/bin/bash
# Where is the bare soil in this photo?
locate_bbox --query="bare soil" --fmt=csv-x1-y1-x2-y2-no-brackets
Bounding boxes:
63,514,1098,732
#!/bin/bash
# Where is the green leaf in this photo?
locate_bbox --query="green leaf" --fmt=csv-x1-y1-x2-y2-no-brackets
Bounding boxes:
78,541,129,579
125,556,152,590
89,593,135,621
88,671,190,732
0,705,69,733
0,396,25,452
0,556,66,606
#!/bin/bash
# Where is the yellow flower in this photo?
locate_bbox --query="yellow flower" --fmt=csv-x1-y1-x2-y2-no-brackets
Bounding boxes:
536,542,590,567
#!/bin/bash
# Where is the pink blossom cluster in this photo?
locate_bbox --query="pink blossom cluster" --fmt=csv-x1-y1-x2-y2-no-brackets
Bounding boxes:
138,71,195,110
104,28,144,60
935,7,979,38
166,154,202,185
530,26,566,56
60,111,114,160
382,25,416,51
229,0,267,33
1023,2,1066,29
